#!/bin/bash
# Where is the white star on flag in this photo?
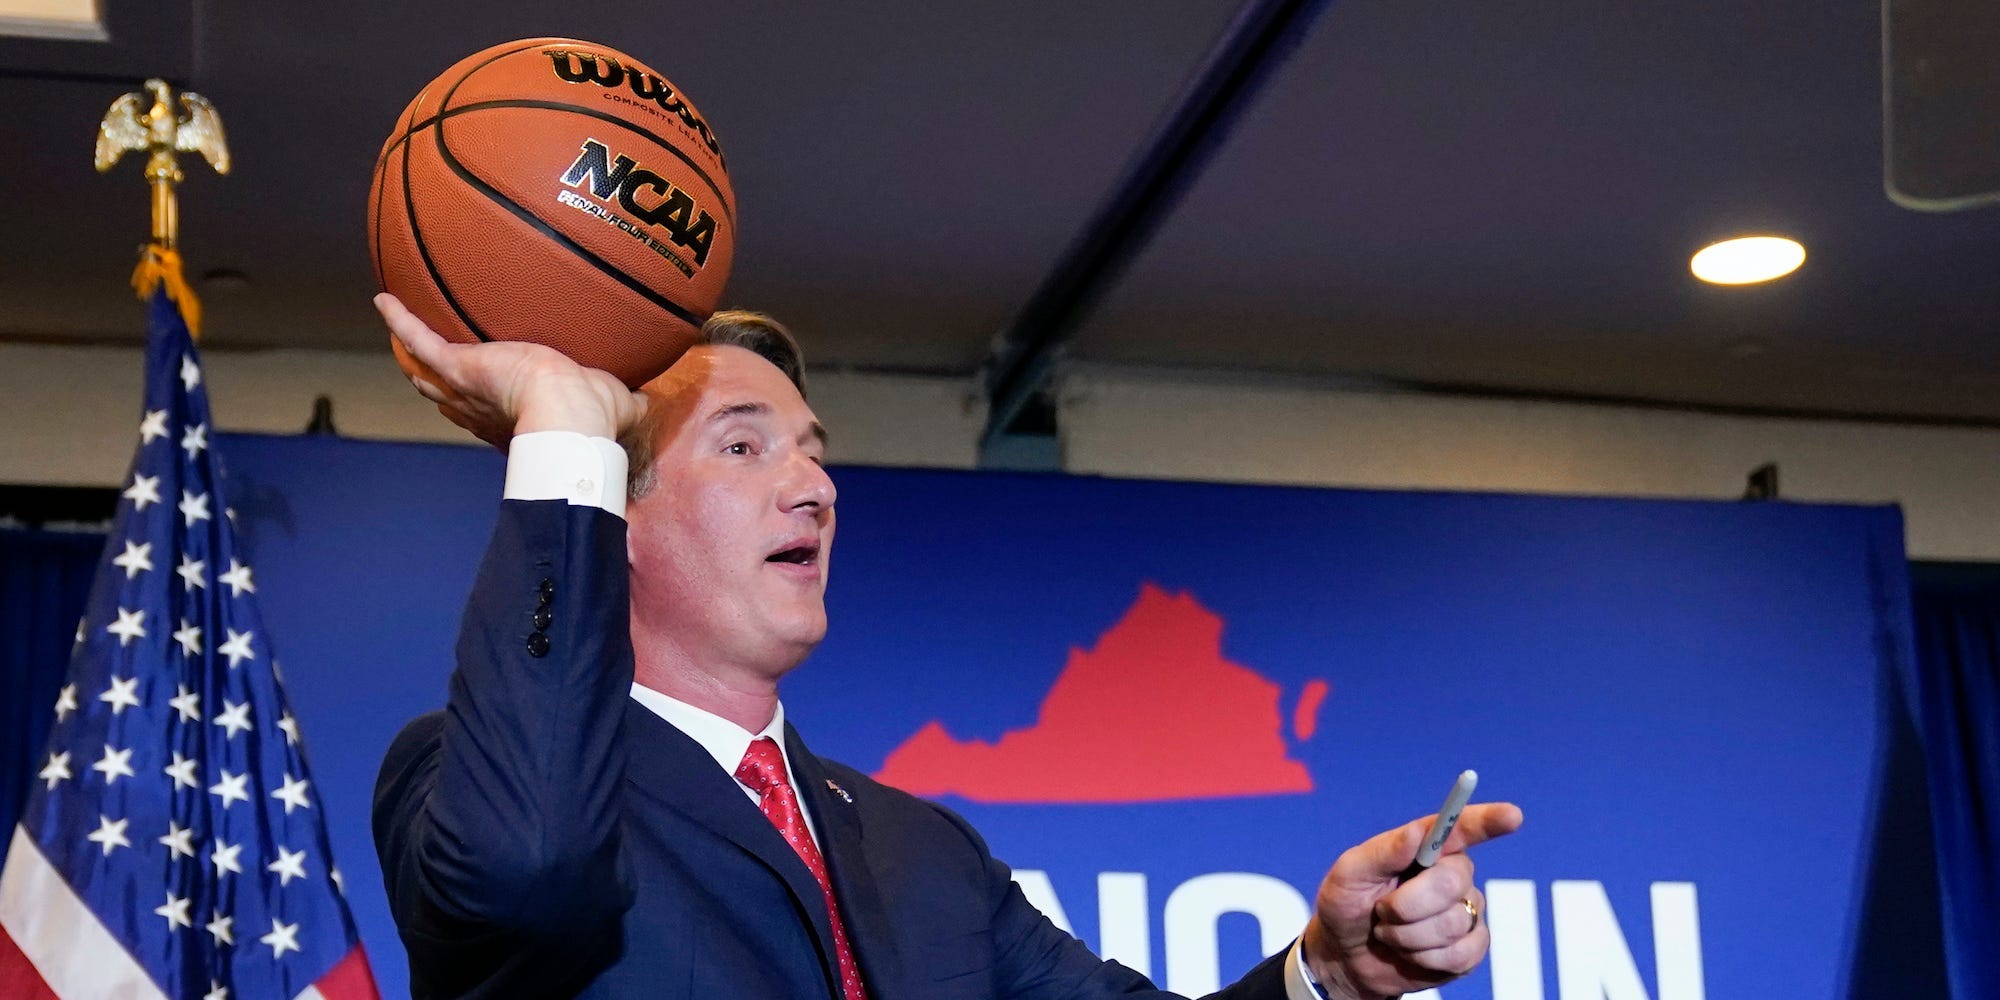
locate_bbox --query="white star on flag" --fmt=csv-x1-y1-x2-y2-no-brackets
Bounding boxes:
180,421,208,458
92,744,137,784
86,815,131,856
173,620,204,656
99,674,143,714
177,554,207,591
112,540,154,579
106,607,147,646
164,751,200,790
277,712,300,746
169,684,203,721
271,773,312,814
206,912,234,946
213,699,254,738
38,751,72,790
73,618,86,645
260,918,302,958
138,408,170,444
218,628,256,668
158,821,197,859
179,489,212,527
266,846,308,886
53,683,78,721
210,838,244,877
155,892,194,930
218,558,255,596
179,353,202,390
204,981,228,1000
208,769,250,808
123,473,162,510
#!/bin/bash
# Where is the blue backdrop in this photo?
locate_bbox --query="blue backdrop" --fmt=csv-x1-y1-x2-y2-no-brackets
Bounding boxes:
206,433,1914,1000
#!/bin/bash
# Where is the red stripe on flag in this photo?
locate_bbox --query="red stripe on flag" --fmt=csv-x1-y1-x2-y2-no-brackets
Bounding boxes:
0,928,59,1000
313,945,380,1000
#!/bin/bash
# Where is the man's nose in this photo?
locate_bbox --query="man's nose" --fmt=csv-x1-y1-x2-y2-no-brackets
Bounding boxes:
781,453,836,514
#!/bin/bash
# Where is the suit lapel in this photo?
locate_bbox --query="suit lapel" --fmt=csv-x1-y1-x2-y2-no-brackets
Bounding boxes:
622,701,844,998
786,724,909,1000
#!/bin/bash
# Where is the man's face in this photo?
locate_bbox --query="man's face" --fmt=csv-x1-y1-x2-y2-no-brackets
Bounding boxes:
625,345,835,678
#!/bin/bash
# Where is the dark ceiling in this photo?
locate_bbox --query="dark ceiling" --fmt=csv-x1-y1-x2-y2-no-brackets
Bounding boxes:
2,0,1996,422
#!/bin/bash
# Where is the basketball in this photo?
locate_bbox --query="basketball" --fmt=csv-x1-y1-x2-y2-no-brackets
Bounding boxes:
367,37,735,388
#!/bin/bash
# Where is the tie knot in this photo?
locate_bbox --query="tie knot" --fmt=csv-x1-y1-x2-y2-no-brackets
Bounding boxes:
735,736,789,795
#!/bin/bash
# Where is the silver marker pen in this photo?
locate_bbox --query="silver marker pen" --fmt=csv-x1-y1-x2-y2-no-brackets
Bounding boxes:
1397,769,1478,882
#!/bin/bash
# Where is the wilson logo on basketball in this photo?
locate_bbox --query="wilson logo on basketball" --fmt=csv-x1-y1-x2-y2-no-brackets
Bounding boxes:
544,47,725,168
559,138,720,268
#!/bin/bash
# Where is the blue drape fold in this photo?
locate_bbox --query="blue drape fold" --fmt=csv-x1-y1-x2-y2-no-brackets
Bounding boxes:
1907,564,2000,1000
0,528,103,856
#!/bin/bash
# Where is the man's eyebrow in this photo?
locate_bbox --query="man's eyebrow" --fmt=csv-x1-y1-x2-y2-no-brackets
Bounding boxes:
706,401,829,447
706,401,769,425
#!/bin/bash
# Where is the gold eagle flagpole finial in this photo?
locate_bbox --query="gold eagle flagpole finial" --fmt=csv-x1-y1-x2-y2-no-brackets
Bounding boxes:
96,78,230,334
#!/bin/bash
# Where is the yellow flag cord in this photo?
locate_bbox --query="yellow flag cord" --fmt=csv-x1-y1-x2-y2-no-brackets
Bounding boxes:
130,245,203,338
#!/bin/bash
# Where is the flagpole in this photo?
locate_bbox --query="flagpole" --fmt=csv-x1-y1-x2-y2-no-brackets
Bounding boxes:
95,78,231,338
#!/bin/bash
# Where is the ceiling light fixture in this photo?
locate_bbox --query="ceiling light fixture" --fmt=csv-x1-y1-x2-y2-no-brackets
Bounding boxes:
1690,236,1806,285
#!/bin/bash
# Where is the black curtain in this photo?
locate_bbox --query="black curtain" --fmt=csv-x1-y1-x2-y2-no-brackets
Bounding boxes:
0,528,103,860
1907,562,2000,1000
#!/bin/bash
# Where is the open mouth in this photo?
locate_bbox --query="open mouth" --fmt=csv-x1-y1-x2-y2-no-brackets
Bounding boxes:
765,542,819,567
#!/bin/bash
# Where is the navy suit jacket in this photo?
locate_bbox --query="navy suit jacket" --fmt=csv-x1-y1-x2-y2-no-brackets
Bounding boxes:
374,500,1294,999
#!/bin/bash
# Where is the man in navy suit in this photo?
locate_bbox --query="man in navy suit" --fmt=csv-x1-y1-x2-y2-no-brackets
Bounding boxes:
372,293,1522,1000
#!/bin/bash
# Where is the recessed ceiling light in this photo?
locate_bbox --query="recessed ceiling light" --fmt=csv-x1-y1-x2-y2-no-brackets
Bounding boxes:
1691,236,1805,285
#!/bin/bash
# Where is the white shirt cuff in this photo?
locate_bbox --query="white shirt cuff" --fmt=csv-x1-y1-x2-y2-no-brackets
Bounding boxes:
503,431,628,519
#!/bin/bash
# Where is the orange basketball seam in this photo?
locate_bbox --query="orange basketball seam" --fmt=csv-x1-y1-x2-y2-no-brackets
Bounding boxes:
402,123,491,343
429,101,707,330
379,99,735,230
368,126,392,292
368,88,425,293
435,38,717,329
368,167,385,292
435,38,552,116
430,37,731,225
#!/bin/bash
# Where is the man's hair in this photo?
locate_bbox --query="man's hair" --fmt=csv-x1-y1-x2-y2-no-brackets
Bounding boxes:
700,310,807,396
625,310,807,500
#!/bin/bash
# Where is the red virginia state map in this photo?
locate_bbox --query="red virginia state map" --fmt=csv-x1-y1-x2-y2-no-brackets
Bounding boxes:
874,584,1328,803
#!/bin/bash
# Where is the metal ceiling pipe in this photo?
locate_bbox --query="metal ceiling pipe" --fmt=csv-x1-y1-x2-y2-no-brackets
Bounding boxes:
975,0,1336,465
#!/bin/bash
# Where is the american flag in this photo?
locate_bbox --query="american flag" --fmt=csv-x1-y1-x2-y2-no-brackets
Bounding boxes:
0,290,377,1000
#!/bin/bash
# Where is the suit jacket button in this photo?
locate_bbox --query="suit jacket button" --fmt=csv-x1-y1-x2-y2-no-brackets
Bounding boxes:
533,608,553,629
538,578,555,598
527,632,551,658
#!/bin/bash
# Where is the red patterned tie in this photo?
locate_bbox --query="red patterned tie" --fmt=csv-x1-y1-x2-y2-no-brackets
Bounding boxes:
736,737,869,1000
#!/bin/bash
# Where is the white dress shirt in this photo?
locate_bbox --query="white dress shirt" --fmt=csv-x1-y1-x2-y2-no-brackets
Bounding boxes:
626,683,822,850
503,432,1328,1000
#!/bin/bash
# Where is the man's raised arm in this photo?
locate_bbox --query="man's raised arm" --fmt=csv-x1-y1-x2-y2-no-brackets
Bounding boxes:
370,294,651,993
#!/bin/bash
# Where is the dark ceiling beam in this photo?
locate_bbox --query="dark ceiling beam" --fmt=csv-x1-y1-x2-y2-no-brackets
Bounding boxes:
976,0,1335,459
